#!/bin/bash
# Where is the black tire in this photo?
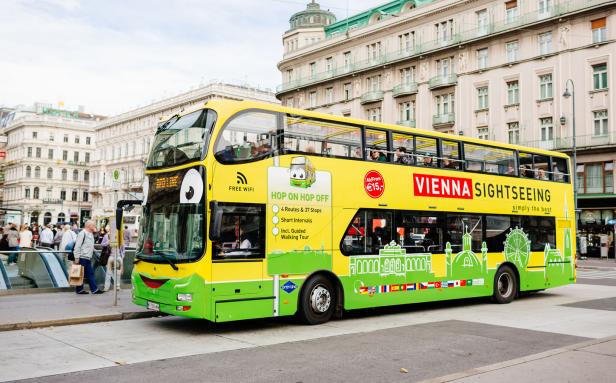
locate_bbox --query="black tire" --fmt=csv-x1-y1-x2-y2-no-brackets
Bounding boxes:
493,265,517,304
299,275,336,325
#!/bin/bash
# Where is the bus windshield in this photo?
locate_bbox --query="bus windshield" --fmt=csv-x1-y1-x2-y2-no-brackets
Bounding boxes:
136,168,205,264
147,109,215,168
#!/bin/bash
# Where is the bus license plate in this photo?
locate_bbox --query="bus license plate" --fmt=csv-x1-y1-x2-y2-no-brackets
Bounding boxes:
147,301,160,311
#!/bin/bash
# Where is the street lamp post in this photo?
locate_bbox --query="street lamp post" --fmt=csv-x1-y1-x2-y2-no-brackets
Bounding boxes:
563,79,577,214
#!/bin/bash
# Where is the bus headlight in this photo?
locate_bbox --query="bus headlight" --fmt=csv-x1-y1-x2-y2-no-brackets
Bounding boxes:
177,293,192,302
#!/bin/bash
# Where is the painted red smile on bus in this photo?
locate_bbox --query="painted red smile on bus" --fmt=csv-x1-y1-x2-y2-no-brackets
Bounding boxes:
141,275,169,289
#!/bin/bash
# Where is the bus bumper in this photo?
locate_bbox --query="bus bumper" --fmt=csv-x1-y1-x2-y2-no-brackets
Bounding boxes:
131,271,210,319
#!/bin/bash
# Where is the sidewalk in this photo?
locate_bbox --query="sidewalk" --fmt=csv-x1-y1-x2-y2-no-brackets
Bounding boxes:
421,336,616,383
577,257,616,270
0,289,161,332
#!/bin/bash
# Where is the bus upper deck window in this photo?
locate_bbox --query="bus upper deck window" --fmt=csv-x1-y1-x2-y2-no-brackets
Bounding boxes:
552,157,569,182
215,112,277,163
365,129,389,162
416,136,437,167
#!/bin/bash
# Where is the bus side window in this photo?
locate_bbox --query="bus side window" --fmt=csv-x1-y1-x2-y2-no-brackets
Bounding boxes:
395,212,444,253
416,136,437,167
533,155,550,180
214,112,277,163
519,152,534,178
341,210,392,255
552,157,569,182
284,116,362,159
212,204,265,260
441,140,461,170
365,129,389,162
392,133,414,165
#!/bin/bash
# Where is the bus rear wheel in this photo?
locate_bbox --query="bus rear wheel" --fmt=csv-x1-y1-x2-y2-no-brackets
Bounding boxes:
299,275,336,325
493,265,517,304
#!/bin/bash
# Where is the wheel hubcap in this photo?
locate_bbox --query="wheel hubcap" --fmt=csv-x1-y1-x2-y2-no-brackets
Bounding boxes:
498,273,513,297
310,285,331,313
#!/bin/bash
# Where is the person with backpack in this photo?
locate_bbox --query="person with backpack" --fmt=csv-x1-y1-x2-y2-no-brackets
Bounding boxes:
73,220,102,295
59,224,76,252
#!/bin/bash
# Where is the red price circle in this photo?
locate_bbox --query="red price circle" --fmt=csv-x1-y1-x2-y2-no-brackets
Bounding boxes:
364,170,385,198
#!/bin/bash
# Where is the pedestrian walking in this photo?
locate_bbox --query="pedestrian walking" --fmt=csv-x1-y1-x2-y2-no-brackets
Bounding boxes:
19,224,32,248
7,224,19,264
59,224,77,251
53,225,63,250
39,224,54,248
73,220,103,295
120,225,132,257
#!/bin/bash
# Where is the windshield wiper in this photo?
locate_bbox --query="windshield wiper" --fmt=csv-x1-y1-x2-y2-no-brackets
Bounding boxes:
158,252,179,271
157,114,180,133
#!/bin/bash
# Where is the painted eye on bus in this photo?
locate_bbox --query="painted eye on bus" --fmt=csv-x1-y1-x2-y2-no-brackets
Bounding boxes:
180,169,203,204
293,168,306,180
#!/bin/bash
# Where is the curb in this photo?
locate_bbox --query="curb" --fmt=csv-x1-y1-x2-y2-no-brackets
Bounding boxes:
577,265,616,271
0,311,164,332
417,336,616,383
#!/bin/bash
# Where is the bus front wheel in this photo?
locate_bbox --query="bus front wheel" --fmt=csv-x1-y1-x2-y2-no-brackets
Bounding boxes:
493,265,517,304
299,275,336,325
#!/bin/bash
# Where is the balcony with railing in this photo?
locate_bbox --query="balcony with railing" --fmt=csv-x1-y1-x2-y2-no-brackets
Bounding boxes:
360,90,385,104
276,0,612,95
42,199,63,205
520,132,616,151
396,119,416,128
429,74,458,90
392,82,418,98
432,113,455,126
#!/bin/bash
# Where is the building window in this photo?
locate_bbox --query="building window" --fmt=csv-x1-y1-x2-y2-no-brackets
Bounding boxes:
507,81,519,105
367,107,382,122
32,131,37,139
477,127,489,140
399,31,416,52
71,190,78,201
436,57,453,78
34,166,41,179
579,162,614,194
73,169,79,181
36,147,41,158
505,0,519,24
25,188,30,199
85,152,90,163
26,165,31,178
592,18,607,43
62,168,67,181
476,9,489,36
508,122,520,144
477,87,489,110
49,133,54,142
309,62,316,78
325,57,334,72
400,67,415,84
73,151,79,162
47,167,53,179
84,170,90,182
366,42,382,63
75,135,80,144
593,110,608,136
539,73,553,99
27,147,32,157
60,189,66,200
83,191,89,202
538,32,552,55
399,101,415,122
33,187,39,199
367,75,382,91
505,41,519,62
540,117,553,141
593,63,608,90
435,19,454,43
63,134,68,143
344,51,352,71
325,87,334,104
86,136,91,145
47,149,53,160
343,83,353,101
538,0,553,18
309,91,317,107
62,150,68,161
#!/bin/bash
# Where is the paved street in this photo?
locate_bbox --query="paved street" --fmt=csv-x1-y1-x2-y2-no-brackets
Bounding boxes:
2,279,616,383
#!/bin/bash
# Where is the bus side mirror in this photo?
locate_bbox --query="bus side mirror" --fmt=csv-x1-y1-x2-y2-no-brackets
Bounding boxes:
209,201,223,241
115,208,123,231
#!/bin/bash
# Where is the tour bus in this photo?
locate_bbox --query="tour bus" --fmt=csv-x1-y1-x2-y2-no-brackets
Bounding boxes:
131,100,575,324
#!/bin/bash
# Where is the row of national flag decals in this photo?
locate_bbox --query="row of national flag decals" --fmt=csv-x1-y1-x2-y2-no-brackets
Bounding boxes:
358,279,485,295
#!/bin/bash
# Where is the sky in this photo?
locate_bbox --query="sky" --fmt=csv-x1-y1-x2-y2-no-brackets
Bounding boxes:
0,0,384,116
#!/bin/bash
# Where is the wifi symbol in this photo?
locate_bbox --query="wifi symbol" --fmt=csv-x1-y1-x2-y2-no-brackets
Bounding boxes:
236,172,248,185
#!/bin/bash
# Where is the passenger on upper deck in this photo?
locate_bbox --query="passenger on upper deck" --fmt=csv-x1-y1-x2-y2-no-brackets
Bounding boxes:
370,149,387,162
395,147,413,165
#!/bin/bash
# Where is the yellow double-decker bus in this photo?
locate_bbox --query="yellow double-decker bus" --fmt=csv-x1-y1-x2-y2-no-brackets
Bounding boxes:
131,100,575,324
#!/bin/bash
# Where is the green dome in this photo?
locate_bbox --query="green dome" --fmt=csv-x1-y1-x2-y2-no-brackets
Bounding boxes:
289,1,336,30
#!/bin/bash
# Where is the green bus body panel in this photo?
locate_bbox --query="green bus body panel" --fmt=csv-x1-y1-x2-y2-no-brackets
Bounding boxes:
268,251,332,275
215,299,275,322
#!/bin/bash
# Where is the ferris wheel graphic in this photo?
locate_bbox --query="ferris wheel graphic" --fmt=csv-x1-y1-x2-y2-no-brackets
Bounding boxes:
504,227,531,269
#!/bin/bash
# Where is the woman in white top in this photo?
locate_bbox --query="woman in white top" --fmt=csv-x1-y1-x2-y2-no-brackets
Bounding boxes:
59,224,77,251
19,224,33,248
